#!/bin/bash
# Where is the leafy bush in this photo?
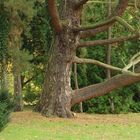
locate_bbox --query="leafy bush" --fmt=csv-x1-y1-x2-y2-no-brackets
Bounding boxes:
0,90,14,131
24,91,39,105
0,102,10,131
130,103,140,112
82,85,140,114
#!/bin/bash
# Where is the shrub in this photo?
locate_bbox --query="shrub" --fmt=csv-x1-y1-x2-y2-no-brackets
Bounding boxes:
0,90,14,131
24,91,39,105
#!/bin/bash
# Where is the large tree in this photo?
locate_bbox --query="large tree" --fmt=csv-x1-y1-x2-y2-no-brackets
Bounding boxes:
36,0,140,117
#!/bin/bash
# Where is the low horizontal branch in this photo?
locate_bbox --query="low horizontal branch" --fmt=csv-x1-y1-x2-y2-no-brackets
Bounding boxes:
73,56,138,75
71,72,140,106
78,34,140,48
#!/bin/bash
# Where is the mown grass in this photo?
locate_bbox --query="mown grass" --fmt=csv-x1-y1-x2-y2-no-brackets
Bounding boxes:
0,111,140,140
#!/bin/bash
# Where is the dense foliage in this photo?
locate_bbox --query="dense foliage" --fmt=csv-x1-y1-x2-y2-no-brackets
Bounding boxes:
0,90,14,131
72,3,140,113
0,3,9,61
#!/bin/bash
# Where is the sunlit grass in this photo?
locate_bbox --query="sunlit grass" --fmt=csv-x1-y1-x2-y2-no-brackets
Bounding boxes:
0,111,140,140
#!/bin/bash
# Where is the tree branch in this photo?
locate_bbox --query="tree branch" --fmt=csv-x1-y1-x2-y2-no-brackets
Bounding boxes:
115,16,135,33
130,52,140,62
22,76,36,87
74,0,89,9
74,17,116,32
74,16,135,33
123,53,140,71
78,34,140,48
80,0,129,38
86,1,140,9
71,72,140,106
73,56,135,74
48,0,62,33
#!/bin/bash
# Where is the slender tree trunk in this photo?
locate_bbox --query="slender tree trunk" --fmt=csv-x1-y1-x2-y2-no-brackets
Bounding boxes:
74,63,83,113
107,0,115,113
13,64,23,111
9,24,23,111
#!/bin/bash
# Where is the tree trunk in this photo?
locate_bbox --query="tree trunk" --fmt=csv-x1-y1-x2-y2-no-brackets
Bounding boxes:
107,0,115,113
36,36,76,117
36,0,140,118
13,62,23,111
36,0,81,118
74,63,83,113
9,25,23,112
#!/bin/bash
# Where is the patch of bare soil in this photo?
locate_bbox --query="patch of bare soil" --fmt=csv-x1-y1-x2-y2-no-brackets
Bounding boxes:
74,113,140,125
11,111,140,125
11,111,46,123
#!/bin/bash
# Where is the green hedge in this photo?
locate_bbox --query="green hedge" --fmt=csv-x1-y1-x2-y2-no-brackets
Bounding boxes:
0,90,14,131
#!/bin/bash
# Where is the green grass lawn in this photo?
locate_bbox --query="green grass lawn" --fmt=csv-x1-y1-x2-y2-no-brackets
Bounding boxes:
0,111,140,140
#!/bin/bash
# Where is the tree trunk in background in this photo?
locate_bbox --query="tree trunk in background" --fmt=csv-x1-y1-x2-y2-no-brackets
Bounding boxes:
13,59,23,111
74,63,83,113
9,24,23,111
107,0,115,113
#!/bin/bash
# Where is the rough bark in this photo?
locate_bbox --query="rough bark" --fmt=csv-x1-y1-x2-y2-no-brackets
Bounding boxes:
36,0,81,117
36,35,75,118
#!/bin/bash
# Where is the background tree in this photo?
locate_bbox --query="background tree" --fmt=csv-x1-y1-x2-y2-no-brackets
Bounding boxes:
0,1,10,91
22,0,53,105
3,0,36,111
